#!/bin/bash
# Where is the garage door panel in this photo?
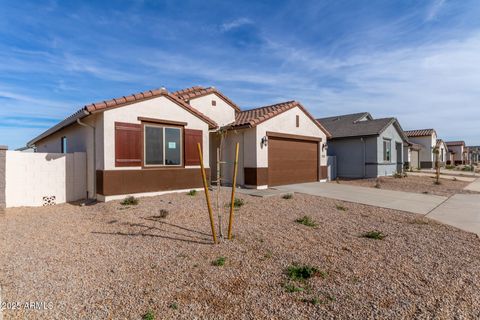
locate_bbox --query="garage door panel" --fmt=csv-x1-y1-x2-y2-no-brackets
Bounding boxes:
268,137,318,186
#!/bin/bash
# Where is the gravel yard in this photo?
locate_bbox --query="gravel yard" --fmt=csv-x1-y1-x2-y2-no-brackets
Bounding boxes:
1,191,480,319
336,175,478,197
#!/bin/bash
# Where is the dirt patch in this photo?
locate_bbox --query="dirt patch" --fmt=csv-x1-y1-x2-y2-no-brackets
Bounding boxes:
1,191,479,319
336,175,479,197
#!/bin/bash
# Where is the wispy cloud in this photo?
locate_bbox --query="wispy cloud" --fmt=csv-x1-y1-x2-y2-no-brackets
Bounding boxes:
426,0,446,21
220,18,254,32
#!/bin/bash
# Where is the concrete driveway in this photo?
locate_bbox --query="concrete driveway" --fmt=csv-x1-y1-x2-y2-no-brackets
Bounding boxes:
427,194,480,236
274,182,447,215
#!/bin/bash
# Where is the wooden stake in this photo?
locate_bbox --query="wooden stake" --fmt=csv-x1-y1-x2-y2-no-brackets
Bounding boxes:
197,143,217,244
228,143,240,240
217,147,223,238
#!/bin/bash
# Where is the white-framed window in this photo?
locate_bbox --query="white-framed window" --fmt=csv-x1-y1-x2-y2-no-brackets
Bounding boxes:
144,124,182,166
383,139,391,162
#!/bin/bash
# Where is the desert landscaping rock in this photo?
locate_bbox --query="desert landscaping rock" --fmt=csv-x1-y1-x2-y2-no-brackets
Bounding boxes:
1,191,479,319
338,175,479,197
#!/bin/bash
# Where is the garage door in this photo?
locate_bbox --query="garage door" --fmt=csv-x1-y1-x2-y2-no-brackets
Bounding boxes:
268,136,319,186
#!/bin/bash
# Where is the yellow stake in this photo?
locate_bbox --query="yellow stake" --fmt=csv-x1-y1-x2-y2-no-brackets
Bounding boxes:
228,143,240,240
197,142,217,244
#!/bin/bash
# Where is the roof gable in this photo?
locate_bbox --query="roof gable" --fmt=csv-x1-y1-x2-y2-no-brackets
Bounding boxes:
404,129,436,137
229,101,331,137
173,86,241,112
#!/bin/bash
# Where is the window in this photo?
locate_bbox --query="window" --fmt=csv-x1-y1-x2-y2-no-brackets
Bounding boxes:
61,136,67,154
383,139,391,162
144,125,182,166
211,100,216,106
296,115,299,127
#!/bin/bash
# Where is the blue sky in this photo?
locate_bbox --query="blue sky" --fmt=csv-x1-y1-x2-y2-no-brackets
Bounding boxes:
1,0,479,149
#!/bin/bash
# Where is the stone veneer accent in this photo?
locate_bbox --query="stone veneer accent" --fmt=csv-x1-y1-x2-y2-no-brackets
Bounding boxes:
0,145,7,211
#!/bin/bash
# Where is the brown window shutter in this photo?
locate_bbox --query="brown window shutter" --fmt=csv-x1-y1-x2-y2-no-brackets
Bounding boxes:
115,122,142,167
184,129,203,165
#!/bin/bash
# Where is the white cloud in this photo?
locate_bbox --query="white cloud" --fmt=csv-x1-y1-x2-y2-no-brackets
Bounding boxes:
220,18,253,32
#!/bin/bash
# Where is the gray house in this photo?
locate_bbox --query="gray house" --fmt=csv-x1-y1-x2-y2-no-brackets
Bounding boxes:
317,112,409,178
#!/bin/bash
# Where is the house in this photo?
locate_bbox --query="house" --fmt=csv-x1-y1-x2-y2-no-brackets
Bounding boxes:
445,141,466,165
435,139,448,167
404,142,422,170
316,112,408,178
26,86,330,202
467,146,480,164
404,129,438,169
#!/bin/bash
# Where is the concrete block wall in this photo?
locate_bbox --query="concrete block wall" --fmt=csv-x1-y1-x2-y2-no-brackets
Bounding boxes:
0,146,7,211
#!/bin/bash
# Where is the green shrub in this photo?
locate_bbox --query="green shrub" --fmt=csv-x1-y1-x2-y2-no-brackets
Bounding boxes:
282,193,294,199
142,310,155,320
169,303,178,310
446,165,455,170
361,230,386,240
302,297,320,305
284,283,305,292
233,198,245,208
286,264,319,281
212,256,226,266
335,204,347,211
295,216,318,227
187,189,197,196
121,196,138,206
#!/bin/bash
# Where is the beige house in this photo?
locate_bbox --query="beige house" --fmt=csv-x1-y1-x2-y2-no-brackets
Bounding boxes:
27,86,330,201
435,139,448,167
404,129,438,169
446,141,466,165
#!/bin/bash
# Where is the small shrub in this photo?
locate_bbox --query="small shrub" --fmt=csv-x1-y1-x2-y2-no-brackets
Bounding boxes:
446,165,455,170
361,230,386,240
169,303,178,310
284,283,305,292
410,218,429,225
302,297,320,305
393,172,404,179
212,256,226,266
374,179,381,189
335,204,347,211
295,216,318,227
142,310,155,320
159,209,169,218
286,264,319,281
282,193,294,199
121,196,138,206
187,189,197,196
226,198,245,208
452,177,457,181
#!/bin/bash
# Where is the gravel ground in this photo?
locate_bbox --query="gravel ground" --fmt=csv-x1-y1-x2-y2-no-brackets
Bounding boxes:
336,175,478,197
1,191,480,319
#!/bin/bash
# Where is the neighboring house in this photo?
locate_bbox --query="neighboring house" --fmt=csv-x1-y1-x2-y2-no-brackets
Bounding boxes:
435,139,448,167
26,86,330,201
467,146,480,164
404,142,422,170
445,141,466,165
317,112,408,178
404,129,438,169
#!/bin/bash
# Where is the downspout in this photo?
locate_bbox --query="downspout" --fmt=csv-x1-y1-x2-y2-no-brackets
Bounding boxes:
77,117,96,200
361,137,366,178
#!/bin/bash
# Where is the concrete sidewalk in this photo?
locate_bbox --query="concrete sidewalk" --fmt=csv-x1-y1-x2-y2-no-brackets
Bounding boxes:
427,194,480,236
275,182,447,215
464,178,480,192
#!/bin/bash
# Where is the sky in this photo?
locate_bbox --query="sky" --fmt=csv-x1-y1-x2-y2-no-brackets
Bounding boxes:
1,0,479,149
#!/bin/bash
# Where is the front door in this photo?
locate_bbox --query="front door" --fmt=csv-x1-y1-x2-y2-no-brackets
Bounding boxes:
396,142,403,173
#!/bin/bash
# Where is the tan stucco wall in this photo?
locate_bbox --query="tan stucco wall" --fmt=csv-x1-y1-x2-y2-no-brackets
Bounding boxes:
102,96,210,170
188,93,236,127
255,106,328,167
448,145,464,162
408,134,436,162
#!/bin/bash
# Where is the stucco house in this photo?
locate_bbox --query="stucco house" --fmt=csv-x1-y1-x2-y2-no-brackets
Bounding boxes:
404,142,422,170
435,139,448,167
467,146,479,164
26,86,330,202
404,129,438,169
445,141,466,165
317,112,408,178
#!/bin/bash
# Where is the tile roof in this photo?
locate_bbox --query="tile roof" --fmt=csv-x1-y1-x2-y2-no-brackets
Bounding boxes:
84,88,217,128
404,129,436,137
229,101,331,137
173,86,241,112
317,112,406,140
445,141,466,147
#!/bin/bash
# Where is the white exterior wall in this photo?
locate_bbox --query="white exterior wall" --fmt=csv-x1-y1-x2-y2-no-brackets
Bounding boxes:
408,135,435,162
255,107,328,168
35,114,102,198
188,93,236,127
449,145,464,162
5,151,86,207
102,96,210,170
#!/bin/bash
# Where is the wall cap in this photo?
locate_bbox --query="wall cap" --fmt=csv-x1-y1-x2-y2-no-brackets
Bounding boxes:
0,145,8,150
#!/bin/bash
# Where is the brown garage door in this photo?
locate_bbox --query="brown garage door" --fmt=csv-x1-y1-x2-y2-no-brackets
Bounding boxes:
268,136,319,186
